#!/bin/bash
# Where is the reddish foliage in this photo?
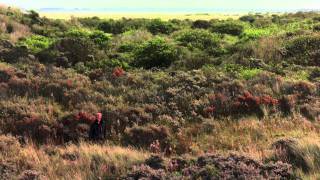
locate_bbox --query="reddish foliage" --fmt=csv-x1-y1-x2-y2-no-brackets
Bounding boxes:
232,91,279,116
209,93,227,103
207,91,279,117
23,115,40,125
112,67,125,77
203,106,215,117
260,95,279,106
236,92,278,107
74,112,96,124
65,79,73,88
234,91,260,109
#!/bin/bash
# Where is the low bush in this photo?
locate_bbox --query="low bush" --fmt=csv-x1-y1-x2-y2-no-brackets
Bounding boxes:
313,23,320,31
133,37,179,69
174,29,224,55
239,15,256,23
38,37,99,66
98,19,125,34
211,21,244,36
64,28,111,48
146,19,176,35
285,34,320,66
239,68,263,80
192,20,212,29
17,35,54,53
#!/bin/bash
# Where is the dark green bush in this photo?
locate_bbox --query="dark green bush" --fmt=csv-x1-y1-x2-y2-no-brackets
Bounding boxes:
285,35,320,66
211,21,244,36
239,15,256,23
313,16,320,22
174,29,224,55
133,37,179,69
38,37,99,67
26,10,42,25
6,23,14,33
192,20,212,29
147,19,176,35
309,67,320,80
98,20,125,34
313,23,320,32
77,16,102,28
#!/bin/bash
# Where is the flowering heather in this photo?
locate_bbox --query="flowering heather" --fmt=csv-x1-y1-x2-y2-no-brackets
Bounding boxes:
112,67,125,77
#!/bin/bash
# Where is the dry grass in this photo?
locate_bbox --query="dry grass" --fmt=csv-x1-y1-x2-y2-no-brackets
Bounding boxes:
0,117,319,178
0,14,30,42
0,137,150,179
190,117,320,160
252,37,283,63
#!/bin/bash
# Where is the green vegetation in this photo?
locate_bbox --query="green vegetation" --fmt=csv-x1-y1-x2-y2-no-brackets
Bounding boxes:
1,6,320,179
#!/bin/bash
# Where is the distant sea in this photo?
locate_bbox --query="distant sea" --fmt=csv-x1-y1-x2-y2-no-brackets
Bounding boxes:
37,7,320,14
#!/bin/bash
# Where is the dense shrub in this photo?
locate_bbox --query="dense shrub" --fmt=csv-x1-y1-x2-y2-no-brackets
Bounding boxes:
64,28,111,48
313,23,320,31
174,29,224,55
192,20,212,29
88,30,111,47
17,35,54,53
232,91,278,118
285,35,320,66
309,67,320,80
38,37,99,66
211,21,244,36
26,10,42,25
77,16,102,28
146,19,176,35
98,20,125,34
133,37,179,69
239,15,256,23
313,16,320,22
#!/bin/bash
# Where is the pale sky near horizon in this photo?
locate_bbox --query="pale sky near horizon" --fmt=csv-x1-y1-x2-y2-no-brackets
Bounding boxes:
1,0,320,10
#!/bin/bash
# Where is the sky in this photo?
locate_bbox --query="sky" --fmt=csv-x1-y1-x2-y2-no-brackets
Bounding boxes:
1,0,320,12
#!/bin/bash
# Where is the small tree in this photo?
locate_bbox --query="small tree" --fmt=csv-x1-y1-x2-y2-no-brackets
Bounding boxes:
133,37,179,69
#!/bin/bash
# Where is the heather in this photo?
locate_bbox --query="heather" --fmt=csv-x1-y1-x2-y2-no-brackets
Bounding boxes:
0,6,320,179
